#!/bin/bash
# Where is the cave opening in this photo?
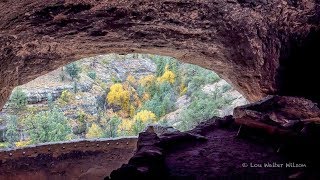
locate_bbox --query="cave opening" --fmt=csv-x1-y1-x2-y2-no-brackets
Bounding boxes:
0,53,248,179
0,53,247,149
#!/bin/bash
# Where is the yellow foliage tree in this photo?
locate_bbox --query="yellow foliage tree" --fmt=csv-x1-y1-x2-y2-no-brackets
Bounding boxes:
179,83,188,96
107,83,130,111
142,93,150,102
134,110,157,123
15,140,32,148
118,119,134,134
157,65,175,84
86,123,104,138
139,75,156,87
126,74,136,84
129,105,136,118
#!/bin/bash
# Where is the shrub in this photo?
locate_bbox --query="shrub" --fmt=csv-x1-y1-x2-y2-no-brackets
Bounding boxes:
179,83,188,96
104,116,121,138
132,119,145,135
59,90,73,103
87,71,97,80
118,119,134,136
15,140,32,148
107,83,130,111
139,75,156,87
24,107,71,143
65,62,81,80
86,123,104,139
73,110,87,135
222,84,232,93
134,110,156,123
0,142,9,149
177,91,232,131
126,74,136,84
5,115,20,146
157,65,176,84
9,88,28,110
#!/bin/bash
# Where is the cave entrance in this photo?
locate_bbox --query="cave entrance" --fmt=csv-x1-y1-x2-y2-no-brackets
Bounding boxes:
0,53,247,180
0,53,247,149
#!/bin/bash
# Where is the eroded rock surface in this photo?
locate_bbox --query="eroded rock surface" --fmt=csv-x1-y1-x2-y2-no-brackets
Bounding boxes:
0,137,137,180
1,0,320,109
108,96,320,179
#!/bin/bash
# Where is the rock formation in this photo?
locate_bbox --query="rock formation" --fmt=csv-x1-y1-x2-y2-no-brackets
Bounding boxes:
0,137,137,180
1,0,320,109
108,96,320,179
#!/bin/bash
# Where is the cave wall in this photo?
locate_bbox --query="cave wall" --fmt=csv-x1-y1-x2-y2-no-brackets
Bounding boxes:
0,0,319,109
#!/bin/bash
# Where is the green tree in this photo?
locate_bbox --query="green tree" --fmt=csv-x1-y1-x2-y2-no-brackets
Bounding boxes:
65,62,81,80
104,116,121,138
132,119,145,135
9,88,28,110
24,107,71,143
73,110,87,135
87,71,97,80
177,91,232,131
5,115,19,146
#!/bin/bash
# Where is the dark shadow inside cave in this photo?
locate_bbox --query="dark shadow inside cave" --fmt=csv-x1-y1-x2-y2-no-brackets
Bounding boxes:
277,28,320,104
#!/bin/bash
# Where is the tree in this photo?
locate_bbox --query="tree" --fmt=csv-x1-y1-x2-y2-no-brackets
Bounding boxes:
73,110,87,135
5,115,19,146
86,123,104,139
24,107,71,143
107,83,130,111
134,110,156,123
9,88,28,110
132,119,145,135
87,70,97,80
59,90,73,103
118,119,134,136
104,116,121,138
65,62,81,80
157,65,176,84
177,91,232,131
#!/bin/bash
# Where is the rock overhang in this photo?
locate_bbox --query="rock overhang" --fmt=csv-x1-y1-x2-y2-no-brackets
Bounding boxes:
0,0,320,110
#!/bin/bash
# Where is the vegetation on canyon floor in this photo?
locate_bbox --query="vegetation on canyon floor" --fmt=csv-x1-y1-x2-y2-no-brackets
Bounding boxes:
0,54,238,149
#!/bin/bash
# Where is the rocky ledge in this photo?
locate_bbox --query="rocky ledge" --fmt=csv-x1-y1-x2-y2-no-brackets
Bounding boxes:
107,96,320,180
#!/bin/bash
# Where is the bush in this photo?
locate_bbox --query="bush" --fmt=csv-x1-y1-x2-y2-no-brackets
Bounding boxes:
73,111,87,135
59,90,73,103
86,123,104,139
65,62,81,80
177,91,232,131
87,71,97,80
107,83,130,111
24,107,71,143
104,116,121,138
222,84,232,93
134,110,156,123
132,119,145,135
157,65,176,84
118,119,134,136
15,140,32,148
5,115,20,146
9,88,28,110
0,142,9,149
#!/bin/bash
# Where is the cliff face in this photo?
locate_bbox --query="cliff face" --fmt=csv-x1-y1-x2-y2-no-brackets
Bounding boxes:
1,0,319,109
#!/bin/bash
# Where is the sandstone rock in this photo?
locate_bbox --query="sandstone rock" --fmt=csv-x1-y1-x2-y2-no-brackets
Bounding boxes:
234,95,320,127
1,0,319,109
